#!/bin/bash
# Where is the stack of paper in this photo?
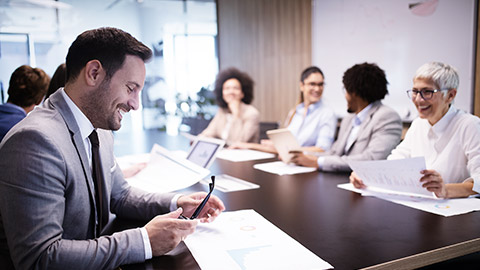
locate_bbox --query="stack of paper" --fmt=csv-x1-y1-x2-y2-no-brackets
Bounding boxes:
123,144,210,193
200,174,260,193
254,161,317,175
216,149,276,162
338,183,480,217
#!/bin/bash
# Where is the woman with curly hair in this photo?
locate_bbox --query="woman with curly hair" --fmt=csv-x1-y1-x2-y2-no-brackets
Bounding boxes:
199,67,260,145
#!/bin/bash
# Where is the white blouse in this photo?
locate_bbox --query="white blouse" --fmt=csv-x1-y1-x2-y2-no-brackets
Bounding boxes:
388,106,480,193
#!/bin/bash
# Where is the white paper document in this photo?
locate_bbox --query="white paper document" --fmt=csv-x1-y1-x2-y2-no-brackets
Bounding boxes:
116,153,150,169
338,183,480,217
125,144,210,193
253,161,317,175
184,209,333,270
201,174,259,192
216,149,276,162
347,157,434,198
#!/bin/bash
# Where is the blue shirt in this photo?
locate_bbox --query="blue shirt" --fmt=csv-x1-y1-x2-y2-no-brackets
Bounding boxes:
0,103,26,142
287,99,337,150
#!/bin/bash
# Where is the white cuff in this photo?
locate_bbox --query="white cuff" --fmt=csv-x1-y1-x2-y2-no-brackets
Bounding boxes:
467,177,480,194
140,227,152,260
170,193,183,212
317,157,325,170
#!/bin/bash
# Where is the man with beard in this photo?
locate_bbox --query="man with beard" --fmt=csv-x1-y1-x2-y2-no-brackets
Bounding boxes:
0,27,225,269
289,62,402,172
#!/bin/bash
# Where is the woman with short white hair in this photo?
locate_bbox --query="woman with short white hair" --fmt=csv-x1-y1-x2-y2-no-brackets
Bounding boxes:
351,62,480,198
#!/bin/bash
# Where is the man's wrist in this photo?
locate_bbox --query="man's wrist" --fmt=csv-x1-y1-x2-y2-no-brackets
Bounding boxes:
317,157,325,170
170,194,182,212
140,227,152,260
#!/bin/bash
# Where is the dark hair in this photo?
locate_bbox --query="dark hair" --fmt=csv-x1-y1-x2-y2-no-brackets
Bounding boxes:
300,66,324,83
65,27,152,82
214,67,254,108
45,63,66,99
342,62,388,103
7,65,50,107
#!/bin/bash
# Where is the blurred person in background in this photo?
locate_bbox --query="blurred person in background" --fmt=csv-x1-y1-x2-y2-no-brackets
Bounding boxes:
199,67,260,145
0,65,50,142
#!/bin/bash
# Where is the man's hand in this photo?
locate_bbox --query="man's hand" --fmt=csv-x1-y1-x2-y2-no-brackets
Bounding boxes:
177,192,225,223
289,151,318,167
144,208,198,256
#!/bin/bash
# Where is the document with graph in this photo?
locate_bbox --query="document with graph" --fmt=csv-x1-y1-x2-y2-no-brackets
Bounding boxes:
338,183,480,217
347,157,434,198
184,209,333,270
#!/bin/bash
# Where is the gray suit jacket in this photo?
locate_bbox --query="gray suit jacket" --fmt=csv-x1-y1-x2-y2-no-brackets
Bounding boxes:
321,101,402,172
0,91,175,269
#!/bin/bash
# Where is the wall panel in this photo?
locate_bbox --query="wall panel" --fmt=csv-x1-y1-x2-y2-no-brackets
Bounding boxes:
475,1,480,117
217,0,312,122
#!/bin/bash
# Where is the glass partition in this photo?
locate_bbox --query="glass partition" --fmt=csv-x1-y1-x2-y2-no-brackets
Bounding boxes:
0,0,218,134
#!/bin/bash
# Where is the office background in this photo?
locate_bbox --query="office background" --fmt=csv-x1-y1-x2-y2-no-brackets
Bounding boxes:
0,0,479,131
0,1,479,268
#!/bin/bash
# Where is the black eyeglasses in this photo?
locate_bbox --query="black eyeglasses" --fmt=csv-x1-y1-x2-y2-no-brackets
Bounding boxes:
179,176,215,220
406,89,448,100
306,82,325,88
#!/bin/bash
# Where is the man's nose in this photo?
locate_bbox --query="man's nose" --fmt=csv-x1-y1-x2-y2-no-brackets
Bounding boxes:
128,93,140,110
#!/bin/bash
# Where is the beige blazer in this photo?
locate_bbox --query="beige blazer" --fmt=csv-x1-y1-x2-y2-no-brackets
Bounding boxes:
200,103,260,145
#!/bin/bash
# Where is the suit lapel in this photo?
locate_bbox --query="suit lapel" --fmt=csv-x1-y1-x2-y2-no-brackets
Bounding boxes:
344,101,381,154
46,91,97,213
336,115,354,154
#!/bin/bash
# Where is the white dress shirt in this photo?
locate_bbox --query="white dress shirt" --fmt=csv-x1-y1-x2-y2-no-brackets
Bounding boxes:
61,88,177,260
388,106,480,193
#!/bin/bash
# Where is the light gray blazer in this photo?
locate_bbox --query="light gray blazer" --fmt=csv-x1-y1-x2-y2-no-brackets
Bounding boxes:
321,101,402,172
0,91,175,269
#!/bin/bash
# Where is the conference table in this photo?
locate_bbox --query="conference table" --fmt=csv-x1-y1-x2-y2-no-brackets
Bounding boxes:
113,130,480,269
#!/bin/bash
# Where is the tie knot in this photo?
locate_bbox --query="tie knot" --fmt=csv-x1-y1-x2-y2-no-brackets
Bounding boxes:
89,130,99,147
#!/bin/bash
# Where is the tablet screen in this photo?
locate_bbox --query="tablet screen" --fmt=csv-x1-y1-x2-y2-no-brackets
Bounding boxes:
186,140,222,168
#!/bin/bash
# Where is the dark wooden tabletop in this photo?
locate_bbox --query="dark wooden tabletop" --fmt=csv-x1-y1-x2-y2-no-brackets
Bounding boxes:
113,131,480,270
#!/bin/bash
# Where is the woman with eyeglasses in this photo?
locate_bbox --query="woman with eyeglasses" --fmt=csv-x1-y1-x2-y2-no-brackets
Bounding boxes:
230,66,337,154
351,62,480,198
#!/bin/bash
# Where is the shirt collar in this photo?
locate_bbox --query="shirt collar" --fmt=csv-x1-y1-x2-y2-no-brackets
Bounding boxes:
297,99,323,114
354,103,373,126
431,105,456,136
60,88,95,140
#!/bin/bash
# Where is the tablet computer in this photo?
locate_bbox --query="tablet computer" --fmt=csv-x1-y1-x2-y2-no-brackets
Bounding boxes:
186,136,225,168
266,128,301,163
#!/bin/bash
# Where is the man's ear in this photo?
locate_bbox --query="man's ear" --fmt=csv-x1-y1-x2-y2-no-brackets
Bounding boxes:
84,60,104,87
